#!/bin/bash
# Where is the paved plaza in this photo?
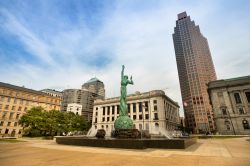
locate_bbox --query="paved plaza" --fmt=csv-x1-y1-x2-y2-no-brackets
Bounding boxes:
0,137,250,166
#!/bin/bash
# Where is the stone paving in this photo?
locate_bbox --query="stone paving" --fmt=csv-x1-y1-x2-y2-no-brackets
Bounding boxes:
0,137,250,166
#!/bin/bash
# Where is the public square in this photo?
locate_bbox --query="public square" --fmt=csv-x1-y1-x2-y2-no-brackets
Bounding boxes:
1,137,250,166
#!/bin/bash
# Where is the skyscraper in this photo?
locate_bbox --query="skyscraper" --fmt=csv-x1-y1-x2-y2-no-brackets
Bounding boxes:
173,12,217,133
82,77,105,97
61,77,105,122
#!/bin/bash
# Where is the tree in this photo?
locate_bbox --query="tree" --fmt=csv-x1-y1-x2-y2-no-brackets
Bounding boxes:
19,106,88,137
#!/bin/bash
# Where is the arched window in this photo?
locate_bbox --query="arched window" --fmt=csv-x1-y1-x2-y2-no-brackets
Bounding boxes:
155,123,159,132
239,107,244,114
242,119,250,129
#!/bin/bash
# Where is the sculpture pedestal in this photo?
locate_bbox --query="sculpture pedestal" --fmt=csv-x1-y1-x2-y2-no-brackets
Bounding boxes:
113,129,140,139
114,116,133,129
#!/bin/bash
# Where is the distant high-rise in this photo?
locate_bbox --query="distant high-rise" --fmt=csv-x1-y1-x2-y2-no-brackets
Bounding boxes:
173,12,217,133
82,77,105,98
61,77,105,122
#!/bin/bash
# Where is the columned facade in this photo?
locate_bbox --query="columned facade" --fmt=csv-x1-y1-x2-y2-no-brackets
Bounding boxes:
92,90,180,136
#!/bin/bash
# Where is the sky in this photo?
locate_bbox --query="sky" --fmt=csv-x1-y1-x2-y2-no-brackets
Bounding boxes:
0,0,250,116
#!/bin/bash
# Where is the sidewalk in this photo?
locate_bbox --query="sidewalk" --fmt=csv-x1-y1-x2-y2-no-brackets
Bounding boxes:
1,137,250,166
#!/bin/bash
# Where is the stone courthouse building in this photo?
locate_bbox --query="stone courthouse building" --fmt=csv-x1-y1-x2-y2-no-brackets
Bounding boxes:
208,76,250,135
0,82,61,137
92,90,180,136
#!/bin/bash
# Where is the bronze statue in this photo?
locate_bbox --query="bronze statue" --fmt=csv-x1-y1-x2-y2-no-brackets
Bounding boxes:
114,65,134,129
120,65,133,116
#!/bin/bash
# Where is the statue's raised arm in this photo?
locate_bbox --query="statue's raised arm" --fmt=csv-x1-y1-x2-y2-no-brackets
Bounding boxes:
128,76,133,85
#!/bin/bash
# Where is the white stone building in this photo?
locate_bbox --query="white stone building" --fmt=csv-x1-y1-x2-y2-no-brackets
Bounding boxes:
208,76,250,135
92,90,180,136
66,103,82,115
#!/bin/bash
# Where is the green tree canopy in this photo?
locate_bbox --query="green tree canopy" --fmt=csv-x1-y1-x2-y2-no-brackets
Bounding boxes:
19,106,88,137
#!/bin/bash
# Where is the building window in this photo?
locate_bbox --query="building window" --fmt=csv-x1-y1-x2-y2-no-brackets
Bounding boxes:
103,107,105,115
7,122,11,126
145,114,149,120
117,105,120,114
242,119,250,129
14,98,17,104
107,117,110,121
11,106,15,111
5,129,9,134
112,117,114,121
127,104,130,113
153,100,157,104
107,106,110,115
102,117,105,122
7,97,11,102
245,92,250,103
155,123,159,130
239,108,245,114
2,112,7,118
139,114,142,120
94,118,97,123
221,108,227,115
133,115,136,120
14,122,18,126
234,93,242,104
16,114,20,120
154,105,157,111
5,105,9,110
9,112,14,119
154,113,159,120
139,102,142,112
133,103,136,112
225,120,231,130
144,102,148,111
112,106,115,114
96,107,98,110
18,107,22,111
0,121,4,126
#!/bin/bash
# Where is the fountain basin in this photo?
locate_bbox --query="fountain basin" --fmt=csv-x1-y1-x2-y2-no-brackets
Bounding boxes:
55,136,196,149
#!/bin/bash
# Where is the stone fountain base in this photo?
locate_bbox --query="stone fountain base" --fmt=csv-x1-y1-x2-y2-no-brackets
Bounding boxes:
55,136,197,149
113,129,140,139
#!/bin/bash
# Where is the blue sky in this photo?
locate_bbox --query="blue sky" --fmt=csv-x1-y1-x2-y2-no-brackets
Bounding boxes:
1,0,250,116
